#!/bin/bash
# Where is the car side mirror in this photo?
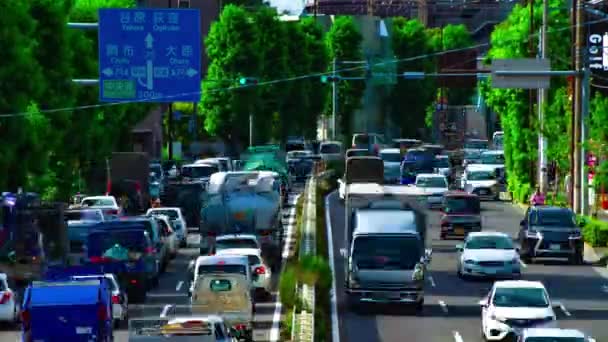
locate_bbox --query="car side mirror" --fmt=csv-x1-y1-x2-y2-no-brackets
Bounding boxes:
455,244,464,252
424,248,432,263
478,299,488,307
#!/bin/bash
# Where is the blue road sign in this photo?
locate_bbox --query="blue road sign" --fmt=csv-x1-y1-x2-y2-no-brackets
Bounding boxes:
98,8,201,103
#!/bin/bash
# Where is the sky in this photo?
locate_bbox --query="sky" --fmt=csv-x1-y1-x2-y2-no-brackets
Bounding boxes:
268,0,305,15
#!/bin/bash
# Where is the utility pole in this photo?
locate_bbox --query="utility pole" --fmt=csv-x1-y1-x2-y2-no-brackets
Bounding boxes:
528,0,536,187
332,58,338,140
572,0,584,214
538,0,549,194
249,113,253,147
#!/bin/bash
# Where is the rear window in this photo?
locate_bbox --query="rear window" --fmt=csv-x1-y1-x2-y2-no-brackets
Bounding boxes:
247,255,261,265
434,158,449,168
380,152,402,163
286,143,306,152
353,135,370,145
149,210,179,220
182,165,218,178
197,264,247,276
444,196,480,214
0,279,6,291
209,279,232,292
352,236,421,270
464,140,488,150
346,150,369,157
72,276,118,291
320,144,341,154
216,239,258,250
532,210,576,228
87,230,147,256
66,210,103,222
82,198,114,207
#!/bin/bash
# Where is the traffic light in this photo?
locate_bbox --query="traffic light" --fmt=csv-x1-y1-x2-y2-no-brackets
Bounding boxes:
239,77,259,86
321,75,341,83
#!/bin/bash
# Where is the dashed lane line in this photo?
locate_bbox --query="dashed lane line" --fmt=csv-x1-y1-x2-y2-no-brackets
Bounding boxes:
428,275,436,288
453,331,464,342
160,304,171,317
176,281,183,292
439,300,449,314
559,302,571,317
519,259,527,268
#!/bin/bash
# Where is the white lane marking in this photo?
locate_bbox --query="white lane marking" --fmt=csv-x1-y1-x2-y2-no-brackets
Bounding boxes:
270,194,301,342
439,300,448,313
176,281,183,292
559,303,571,317
326,194,341,342
146,292,187,298
160,304,171,317
453,331,464,342
519,259,527,268
428,275,436,287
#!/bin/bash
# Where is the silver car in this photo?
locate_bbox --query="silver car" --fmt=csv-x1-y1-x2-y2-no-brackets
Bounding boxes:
457,232,522,279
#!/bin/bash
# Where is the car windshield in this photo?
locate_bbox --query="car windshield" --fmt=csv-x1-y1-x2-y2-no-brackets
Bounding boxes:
444,197,480,214
533,210,576,227
481,153,505,164
492,287,549,308
197,264,247,276
416,177,447,188
216,239,258,250
464,141,488,149
286,143,306,152
434,158,449,168
524,338,585,342
182,165,218,178
320,144,341,154
466,236,514,250
66,210,103,222
468,171,495,181
81,198,114,207
352,236,421,270
464,151,481,159
381,152,402,163
149,210,179,220
347,150,369,157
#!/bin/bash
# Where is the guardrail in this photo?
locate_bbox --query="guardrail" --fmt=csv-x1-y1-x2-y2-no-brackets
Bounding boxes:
292,177,317,342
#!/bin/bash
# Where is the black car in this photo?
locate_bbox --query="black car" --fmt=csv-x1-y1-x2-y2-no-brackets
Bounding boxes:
518,206,583,264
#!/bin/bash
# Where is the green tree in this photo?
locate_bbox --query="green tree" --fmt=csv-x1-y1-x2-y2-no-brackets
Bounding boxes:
201,5,262,145
254,7,289,142
325,16,364,141
481,0,570,202
300,18,329,139
389,19,436,138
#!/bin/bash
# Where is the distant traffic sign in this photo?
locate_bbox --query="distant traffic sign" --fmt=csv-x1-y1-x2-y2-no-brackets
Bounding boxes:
98,8,201,103
491,58,550,89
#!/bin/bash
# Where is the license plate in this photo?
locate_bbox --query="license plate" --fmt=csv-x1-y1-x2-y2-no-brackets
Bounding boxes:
76,327,92,334
455,227,465,235
374,292,398,300
550,244,561,250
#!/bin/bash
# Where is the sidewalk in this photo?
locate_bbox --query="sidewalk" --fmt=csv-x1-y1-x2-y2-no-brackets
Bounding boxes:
512,201,608,265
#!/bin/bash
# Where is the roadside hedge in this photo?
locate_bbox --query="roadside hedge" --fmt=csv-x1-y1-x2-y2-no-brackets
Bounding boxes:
578,216,608,248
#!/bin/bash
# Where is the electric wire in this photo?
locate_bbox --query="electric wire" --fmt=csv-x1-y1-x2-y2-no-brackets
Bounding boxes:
0,12,605,118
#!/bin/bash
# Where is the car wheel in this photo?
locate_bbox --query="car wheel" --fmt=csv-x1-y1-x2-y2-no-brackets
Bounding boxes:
415,298,424,314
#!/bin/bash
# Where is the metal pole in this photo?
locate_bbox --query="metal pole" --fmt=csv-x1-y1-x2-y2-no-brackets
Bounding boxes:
539,0,549,194
167,0,173,160
528,0,536,189
332,58,337,140
581,67,591,214
573,0,584,213
249,113,253,147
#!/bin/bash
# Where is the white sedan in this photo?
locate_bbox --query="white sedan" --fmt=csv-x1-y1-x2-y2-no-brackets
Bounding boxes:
216,248,272,300
480,280,557,341
414,173,449,208
457,232,521,279
0,273,18,324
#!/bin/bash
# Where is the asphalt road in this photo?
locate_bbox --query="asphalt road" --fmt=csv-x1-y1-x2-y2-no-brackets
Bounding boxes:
0,186,303,342
327,191,608,342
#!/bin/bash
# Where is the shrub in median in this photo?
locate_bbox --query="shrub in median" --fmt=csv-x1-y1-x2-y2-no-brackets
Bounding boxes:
579,216,608,247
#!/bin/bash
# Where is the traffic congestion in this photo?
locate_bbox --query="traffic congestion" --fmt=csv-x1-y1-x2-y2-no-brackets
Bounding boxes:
0,144,313,341
331,132,601,342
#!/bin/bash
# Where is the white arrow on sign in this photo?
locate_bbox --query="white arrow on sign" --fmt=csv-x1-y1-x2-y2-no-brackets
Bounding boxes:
186,68,198,78
102,68,113,77
145,33,154,49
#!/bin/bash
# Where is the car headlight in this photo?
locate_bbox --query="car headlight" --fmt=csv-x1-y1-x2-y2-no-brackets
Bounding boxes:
464,259,477,265
569,230,582,239
490,314,507,322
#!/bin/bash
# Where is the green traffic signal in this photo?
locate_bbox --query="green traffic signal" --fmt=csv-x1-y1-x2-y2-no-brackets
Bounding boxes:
321,75,341,83
239,77,259,85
